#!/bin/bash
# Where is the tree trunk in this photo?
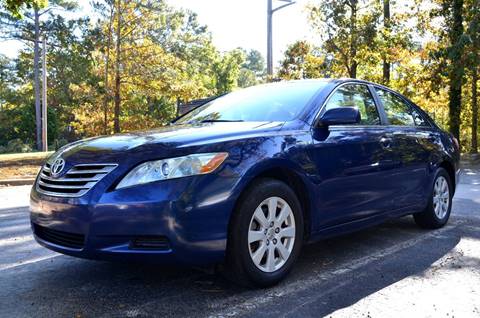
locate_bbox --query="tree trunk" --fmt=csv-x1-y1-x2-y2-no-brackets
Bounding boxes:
350,61,357,78
382,0,390,85
472,69,478,153
113,0,121,133
103,3,114,135
33,7,41,150
447,0,464,143
349,0,358,79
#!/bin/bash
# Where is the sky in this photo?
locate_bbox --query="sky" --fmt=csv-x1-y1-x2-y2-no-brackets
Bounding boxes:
166,0,316,68
0,0,316,69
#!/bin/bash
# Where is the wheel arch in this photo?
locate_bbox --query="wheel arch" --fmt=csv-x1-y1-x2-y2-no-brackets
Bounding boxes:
439,160,456,194
228,164,313,243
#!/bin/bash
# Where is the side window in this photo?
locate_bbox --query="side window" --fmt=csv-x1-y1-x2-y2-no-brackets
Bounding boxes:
325,84,380,125
375,89,415,126
411,108,429,127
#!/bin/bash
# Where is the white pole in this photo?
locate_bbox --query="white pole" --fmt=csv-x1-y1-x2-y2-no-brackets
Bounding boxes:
267,0,273,77
42,37,48,152
267,0,295,80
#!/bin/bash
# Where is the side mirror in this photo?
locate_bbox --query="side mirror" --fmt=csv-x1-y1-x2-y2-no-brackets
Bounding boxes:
317,107,360,127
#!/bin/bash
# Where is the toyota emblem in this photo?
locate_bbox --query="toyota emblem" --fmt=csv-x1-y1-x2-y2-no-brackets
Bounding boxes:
51,158,65,178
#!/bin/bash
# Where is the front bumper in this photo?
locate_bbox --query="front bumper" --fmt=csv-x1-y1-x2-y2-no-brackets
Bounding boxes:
30,174,239,265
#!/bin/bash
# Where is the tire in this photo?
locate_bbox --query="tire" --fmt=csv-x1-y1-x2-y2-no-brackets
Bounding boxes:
224,178,304,288
414,167,453,229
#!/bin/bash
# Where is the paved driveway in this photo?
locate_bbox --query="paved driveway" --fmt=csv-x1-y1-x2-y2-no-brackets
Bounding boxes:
0,167,479,317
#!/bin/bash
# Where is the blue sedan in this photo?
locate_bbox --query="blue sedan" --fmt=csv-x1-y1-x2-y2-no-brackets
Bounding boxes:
30,79,460,287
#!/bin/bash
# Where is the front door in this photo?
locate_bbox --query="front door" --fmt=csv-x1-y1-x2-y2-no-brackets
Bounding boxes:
309,84,398,230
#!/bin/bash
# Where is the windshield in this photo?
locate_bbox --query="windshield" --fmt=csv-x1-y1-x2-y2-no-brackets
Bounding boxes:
176,81,325,124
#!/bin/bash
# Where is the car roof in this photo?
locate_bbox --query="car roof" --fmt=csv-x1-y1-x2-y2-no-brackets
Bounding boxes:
276,78,388,88
276,78,407,100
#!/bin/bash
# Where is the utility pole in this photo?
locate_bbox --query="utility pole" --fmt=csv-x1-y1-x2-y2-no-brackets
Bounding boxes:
34,7,41,151
267,0,295,78
41,37,48,152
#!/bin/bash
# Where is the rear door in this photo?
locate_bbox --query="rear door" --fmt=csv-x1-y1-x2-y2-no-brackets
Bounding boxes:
309,83,399,229
373,88,430,210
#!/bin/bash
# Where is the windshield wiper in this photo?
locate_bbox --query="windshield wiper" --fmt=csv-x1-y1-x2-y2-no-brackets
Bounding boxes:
199,119,244,123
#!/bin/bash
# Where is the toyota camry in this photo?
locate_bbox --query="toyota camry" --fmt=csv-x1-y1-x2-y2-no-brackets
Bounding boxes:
30,79,460,287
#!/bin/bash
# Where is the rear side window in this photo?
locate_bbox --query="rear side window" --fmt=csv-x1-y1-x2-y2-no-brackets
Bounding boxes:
375,89,416,126
411,108,429,127
325,84,380,125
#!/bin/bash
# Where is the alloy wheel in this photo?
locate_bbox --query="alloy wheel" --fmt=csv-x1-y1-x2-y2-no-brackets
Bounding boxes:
247,196,296,273
433,175,450,219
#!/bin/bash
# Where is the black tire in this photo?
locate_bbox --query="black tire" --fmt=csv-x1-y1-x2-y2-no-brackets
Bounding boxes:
224,178,304,288
414,167,453,229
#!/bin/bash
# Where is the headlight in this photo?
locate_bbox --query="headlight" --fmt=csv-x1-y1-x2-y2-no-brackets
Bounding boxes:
116,152,228,189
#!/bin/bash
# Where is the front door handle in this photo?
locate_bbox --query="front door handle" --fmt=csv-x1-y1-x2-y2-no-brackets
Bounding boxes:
380,137,392,149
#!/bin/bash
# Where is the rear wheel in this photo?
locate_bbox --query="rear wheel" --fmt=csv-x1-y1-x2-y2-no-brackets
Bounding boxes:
414,168,452,229
225,178,304,287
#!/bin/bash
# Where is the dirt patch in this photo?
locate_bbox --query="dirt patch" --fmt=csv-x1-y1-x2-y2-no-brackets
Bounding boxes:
0,165,41,180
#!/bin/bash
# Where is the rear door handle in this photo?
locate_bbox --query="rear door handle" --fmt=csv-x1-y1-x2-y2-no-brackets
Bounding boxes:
427,134,437,142
380,137,392,149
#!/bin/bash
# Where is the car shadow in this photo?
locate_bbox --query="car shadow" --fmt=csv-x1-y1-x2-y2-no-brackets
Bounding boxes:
1,199,479,317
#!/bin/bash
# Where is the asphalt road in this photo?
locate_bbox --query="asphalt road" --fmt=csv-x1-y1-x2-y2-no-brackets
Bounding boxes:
1,167,479,318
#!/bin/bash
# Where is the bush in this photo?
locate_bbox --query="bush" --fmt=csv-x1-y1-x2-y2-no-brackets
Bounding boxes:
51,138,69,151
1,139,33,154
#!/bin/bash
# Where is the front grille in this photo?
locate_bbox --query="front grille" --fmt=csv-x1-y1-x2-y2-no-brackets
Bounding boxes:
33,224,85,249
36,162,117,197
130,236,171,250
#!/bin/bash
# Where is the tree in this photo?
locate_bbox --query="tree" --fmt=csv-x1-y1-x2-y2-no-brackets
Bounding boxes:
278,40,328,80
238,68,257,88
0,1,253,150
382,0,390,84
0,0,77,149
243,49,265,76
0,0,46,18
234,48,266,88
68,0,223,136
465,0,480,153
279,40,310,79
309,0,381,78
213,49,244,94
426,0,467,142
444,0,465,142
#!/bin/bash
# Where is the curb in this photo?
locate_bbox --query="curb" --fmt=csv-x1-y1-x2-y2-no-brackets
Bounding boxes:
0,179,35,186
461,154,480,165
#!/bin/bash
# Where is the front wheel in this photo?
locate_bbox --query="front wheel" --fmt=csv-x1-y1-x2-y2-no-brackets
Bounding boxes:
414,167,452,229
225,178,304,287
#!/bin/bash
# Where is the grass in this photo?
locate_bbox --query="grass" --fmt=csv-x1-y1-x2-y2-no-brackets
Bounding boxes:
0,151,53,164
0,151,52,180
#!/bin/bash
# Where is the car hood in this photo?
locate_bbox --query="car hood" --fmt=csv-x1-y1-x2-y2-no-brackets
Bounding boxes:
55,121,284,164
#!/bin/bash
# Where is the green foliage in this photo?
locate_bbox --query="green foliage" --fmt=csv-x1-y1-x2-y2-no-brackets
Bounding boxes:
238,68,257,88
235,48,265,87
0,0,267,140
0,0,46,18
2,138,32,153
300,0,479,151
0,100,58,149
309,0,381,78
0,0,478,153
213,49,245,94
243,49,265,76
278,40,329,80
